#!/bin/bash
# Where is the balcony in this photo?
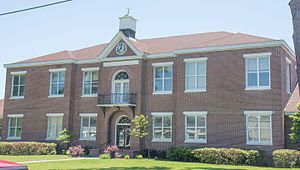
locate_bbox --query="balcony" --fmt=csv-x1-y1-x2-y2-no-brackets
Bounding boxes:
97,93,137,117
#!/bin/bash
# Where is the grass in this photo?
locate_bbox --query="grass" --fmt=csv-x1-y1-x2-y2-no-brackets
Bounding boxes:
19,158,298,170
0,155,69,163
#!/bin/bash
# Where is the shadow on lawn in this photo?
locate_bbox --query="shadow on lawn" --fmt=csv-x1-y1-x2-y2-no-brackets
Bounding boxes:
53,167,245,170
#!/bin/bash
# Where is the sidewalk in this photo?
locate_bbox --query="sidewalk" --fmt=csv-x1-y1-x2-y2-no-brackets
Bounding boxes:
17,157,98,164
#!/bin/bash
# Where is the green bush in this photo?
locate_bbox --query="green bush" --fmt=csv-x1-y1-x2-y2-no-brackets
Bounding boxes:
136,155,143,159
125,155,130,159
273,149,300,168
0,142,56,155
99,153,111,159
192,148,265,166
166,146,197,162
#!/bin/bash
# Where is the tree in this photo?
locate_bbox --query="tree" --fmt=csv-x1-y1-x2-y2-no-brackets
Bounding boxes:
289,103,300,143
129,114,151,158
57,128,77,147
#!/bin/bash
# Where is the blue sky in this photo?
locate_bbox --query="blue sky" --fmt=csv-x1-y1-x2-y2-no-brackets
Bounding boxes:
0,0,293,99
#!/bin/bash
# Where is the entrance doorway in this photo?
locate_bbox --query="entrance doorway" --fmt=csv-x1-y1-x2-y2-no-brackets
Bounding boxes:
115,116,131,149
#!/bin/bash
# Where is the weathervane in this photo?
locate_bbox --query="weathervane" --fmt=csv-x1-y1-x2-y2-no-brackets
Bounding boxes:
126,8,130,16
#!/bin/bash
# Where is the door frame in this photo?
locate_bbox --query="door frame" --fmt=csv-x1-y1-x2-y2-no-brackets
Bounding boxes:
111,70,130,103
114,115,131,148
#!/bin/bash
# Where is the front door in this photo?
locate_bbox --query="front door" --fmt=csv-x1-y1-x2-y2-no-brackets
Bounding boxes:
113,80,129,104
116,125,130,149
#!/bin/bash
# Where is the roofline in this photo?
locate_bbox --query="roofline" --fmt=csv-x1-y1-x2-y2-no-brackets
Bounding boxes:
4,40,295,68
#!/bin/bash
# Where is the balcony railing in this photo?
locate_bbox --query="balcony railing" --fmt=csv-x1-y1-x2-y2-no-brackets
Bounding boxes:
97,93,137,106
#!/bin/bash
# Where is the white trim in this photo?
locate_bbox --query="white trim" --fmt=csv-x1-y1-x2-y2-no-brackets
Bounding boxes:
46,113,64,117
6,137,21,140
152,91,172,95
100,55,143,62
284,112,296,115
11,74,26,98
184,57,208,63
243,52,272,58
7,114,24,118
79,138,96,141
184,89,206,93
48,95,64,98
10,71,27,75
183,111,208,115
49,68,66,72
115,115,131,146
81,67,99,71
103,60,139,67
9,96,24,100
152,62,173,66
79,113,98,117
82,70,98,96
147,53,176,59
245,87,271,91
97,104,136,107
151,112,173,116
286,57,292,64
152,138,172,142
184,139,207,143
4,59,75,68
81,94,97,98
244,111,273,115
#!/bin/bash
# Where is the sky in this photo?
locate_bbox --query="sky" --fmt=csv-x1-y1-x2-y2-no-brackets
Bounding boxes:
0,0,294,99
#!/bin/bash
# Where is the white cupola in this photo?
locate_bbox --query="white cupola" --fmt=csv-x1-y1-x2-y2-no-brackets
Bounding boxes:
119,9,137,38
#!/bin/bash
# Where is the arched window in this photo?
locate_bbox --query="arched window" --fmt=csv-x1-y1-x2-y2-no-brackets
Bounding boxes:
114,71,129,80
118,116,131,124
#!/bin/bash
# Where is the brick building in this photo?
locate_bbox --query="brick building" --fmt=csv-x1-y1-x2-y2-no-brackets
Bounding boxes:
1,14,299,155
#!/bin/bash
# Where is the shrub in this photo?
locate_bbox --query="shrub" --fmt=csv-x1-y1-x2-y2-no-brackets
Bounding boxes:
0,142,56,155
125,155,130,159
99,153,111,159
140,149,166,159
68,145,85,157
273,149,300,168
192,148,265,166
136,155,143,159
83,146,92,156
103,145,119,158
120,153,127,158
166,146,197,162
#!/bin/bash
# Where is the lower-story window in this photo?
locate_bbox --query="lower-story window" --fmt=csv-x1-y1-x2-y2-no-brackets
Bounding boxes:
184,111,207,143
7,114,23,139
47,113,63,139
151,112,172,142
245,111,272,145
80,113,97,140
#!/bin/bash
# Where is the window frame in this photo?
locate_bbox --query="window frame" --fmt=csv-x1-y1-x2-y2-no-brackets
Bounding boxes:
244,52,271,90
7,114,23,140
10,71,26,99
46,113,64,140
152,62,173,94
244,111,273,145
81,67,99,97
151,112,173,142
286,57,291,94
0,116,2,139
79,113,97,141
184,111,207,143
184,58,207,92
49,68,66,98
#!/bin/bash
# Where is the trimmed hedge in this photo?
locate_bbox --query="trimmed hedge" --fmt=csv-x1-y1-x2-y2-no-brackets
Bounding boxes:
166,146,265,166
273,149,300,168
0,142,57,155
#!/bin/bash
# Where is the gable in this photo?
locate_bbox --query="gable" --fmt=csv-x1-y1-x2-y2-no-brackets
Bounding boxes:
107,39,137,57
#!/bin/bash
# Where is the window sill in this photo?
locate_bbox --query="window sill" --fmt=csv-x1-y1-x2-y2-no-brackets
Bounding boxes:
184,139,207,143
79,138,96,141
245,87,271,91
9,96,24,100
287,91,291,94
6,137,21,140
152,138,172,142
184,89,206,93
152,91,172,95
246,141,272,146
81,94,97,98
48,95,64,98
45,137,58,140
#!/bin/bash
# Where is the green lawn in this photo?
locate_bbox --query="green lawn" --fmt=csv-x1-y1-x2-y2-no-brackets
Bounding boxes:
22,159,298,170
0,155,69,163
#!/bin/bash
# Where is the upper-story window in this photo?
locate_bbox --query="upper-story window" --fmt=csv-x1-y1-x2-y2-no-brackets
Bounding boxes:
286,57,291,93
153,62,173,94
184,58,207,92
11,71,26,99
244,52,271,90
49,68,66,97
82,67,99,97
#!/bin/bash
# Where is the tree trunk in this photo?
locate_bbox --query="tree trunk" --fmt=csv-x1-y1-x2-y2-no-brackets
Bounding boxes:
290,0,300,91
145,137,150,158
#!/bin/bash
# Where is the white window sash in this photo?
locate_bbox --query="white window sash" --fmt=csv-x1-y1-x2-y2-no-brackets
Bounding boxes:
46,116,63,139
49,71,65,96
246,114,272,145
286,63,291,93
11,74,25,97
185,61,207,92
82,71,98,96
152,115,172,142
8,117,22,139
80,116,97,140
153,65,173,93
184,114,207,143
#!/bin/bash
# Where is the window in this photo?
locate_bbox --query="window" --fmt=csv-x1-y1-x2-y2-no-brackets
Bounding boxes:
244,53,271,90
49,68,65,96
153,62,173,94
286,62,291,93
46,114,63,139
80,113,97,140
184,112,207,143
11,71,26,98
82,70,98,96
7,114,23,139
184,58,207,92
245,111,272,145
0,117,2,139
151,112,172,142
